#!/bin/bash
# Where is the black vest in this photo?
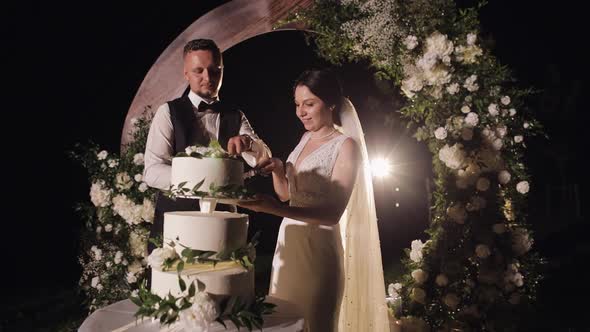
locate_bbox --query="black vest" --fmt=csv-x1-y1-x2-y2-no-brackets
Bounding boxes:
148,95,242,253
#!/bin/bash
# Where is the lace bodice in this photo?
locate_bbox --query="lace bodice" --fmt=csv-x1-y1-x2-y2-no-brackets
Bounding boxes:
286,132,349,207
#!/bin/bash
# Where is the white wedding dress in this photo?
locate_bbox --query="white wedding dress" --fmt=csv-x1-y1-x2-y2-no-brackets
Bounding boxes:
269,99,390,332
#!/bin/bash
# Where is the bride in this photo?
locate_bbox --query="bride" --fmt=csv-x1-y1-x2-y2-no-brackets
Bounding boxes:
238,69,390,332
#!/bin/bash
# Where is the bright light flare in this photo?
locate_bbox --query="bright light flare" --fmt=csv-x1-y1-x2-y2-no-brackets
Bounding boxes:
369,157,392,178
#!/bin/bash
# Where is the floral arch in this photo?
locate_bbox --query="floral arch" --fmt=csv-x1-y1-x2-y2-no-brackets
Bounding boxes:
75,0,543,330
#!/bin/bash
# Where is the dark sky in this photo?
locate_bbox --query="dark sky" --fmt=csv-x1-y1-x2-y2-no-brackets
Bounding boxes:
5,0,587,303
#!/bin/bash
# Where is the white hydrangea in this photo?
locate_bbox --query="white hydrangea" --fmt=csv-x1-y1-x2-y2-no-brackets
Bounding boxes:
404,35,418,50
139,183,149,192
435,274,449,287
464,75,479,92
388,283,402,298
476,177,490,192
464,112,479,128
461,128,473,141
434,127,448,140
438,144,467,170
179,292,219,332
89,180,112,207
410,239,426,262
425,31,454,58
447,202,467,224
401,74,424,98
493,223,507,234
446,83,460,95
498,170,511,184
147,247,178,270
488,103,499,117
108,159,119,168
461,105,471,114
115,172,133,191
475,244,491,258
501,96,511,105
512,228,533,255
443,293,460,310
133,153,144,166
516,181,530,194
423,64,452,86
514,135,524,143
141,198,155,224
454,44,483,64
134,174,142,182
97,150,108,160
410,287,426,304
112,195,143,225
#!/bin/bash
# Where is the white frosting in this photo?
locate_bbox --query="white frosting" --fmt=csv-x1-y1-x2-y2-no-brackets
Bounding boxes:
171,157,244,194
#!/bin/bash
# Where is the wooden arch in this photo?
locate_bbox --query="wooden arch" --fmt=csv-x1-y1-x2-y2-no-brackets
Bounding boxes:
120,0,313,148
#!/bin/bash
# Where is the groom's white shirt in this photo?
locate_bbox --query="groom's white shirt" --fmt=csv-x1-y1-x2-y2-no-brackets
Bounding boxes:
143,90,271,190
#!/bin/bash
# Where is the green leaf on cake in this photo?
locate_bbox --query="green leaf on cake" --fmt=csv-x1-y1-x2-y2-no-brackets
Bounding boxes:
176,261,185,274
192,178,205,191
188,281,196,297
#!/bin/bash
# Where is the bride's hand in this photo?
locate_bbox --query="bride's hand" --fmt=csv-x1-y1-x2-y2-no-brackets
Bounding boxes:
237,194,281,214
257,158,285,177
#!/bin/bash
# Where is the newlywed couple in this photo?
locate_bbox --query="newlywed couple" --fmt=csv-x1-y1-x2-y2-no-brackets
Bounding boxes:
143,39,390,332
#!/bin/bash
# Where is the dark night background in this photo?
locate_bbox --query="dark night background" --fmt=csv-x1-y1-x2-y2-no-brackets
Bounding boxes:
3,0,588,330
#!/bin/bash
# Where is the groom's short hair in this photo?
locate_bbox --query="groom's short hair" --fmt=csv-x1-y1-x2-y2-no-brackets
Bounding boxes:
183,39,221,62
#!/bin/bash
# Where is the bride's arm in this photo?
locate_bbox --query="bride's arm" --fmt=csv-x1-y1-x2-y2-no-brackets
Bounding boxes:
242,138,360,226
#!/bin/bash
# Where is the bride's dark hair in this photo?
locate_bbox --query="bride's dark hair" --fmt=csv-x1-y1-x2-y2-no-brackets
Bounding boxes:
294,69,344,126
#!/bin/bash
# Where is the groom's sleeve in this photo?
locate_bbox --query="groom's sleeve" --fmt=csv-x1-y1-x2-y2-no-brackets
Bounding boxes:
143,104,174,190
238,111,272,165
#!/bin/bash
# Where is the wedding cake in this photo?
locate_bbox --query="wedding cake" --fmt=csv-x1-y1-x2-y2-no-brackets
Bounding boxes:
150,211,255,304
170,155,243,195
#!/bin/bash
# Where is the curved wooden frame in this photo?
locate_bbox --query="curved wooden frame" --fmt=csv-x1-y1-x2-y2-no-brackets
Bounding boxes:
120,0,313,148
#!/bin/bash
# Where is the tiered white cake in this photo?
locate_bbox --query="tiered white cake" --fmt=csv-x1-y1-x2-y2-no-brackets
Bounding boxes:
170,157,244,194
151,211,254,304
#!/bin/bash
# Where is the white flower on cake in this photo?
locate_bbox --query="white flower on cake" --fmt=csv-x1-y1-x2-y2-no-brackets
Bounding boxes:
179,291,219,332
434,127,447,140
147,247,178,270
493,223,507,234
443,293,460,310
410,287,426,304
516,181,529,194
404,35,418,50
476,177,491,192
435,274,449,287
411,269,428,284
447,202,467,224
475,244,491,258
115,172,133,191
108,159,119,168
438,144,467,170
488,103,499,117
446,83,460,95
464,112,479,128
97,150,108,160
90,180,112,207
511,228,533,255
498,170,511,184
501,95,511,105
133,153,144,166
464,75,479,92
410,239,426,262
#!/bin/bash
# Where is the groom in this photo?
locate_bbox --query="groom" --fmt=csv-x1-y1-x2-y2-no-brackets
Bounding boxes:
143,38,271,253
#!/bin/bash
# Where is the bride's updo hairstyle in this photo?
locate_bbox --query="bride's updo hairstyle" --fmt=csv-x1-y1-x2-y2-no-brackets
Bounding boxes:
294,69,344,126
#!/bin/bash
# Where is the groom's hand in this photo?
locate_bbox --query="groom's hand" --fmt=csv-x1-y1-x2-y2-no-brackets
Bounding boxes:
227,135,252,155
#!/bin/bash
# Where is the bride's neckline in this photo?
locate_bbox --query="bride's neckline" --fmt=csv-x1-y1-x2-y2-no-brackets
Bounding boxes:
293,132,343,172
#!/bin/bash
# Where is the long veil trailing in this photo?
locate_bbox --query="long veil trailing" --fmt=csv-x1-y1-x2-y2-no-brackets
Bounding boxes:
337,98,391,331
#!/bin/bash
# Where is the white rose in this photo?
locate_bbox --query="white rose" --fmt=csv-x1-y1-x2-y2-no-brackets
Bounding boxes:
94,249,102,261
464,75,479,92
139,183,149,192
129,230,148,258
447,203,467,224
438,144,467,170
410,239,425,262
467,33,477,46
410,287,426,304
495,125,507,138
388,283,402,297
435,274,449,287
512,228,533,255
434,127,448,140
488,103,499,117
114,251,124,265
523,122,530,129
185,146,198,155
461,128,473,141
514,135,524,143
509,108,517,117
492,138,503,151
134,174,142,182
475,244,491,258
426,31,454,57
513,272,524,287
90,180,112,207
115,172,133,191
404,35,418,50
501,96,511,105
402,75,424,98
461,105,471,114
147,247,178,270
104,224,113,232
126,271,137,284
493,223,506,234
131,289,139,297
179,292,219,332
476,177,490,192
464,112,479,128
443,293,460,310
97,150,108,160
128,260,144,274
105,261,112,268
108,159,119,168
133,153,144,166
141,198,155,223
446,83,460,95
91,276,100,288
411,269,429,284
498,170,511,184
516,181,530,194
96,284,103,291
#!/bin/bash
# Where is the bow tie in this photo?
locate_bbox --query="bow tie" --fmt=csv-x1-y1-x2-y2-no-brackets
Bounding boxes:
197,101,220,113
